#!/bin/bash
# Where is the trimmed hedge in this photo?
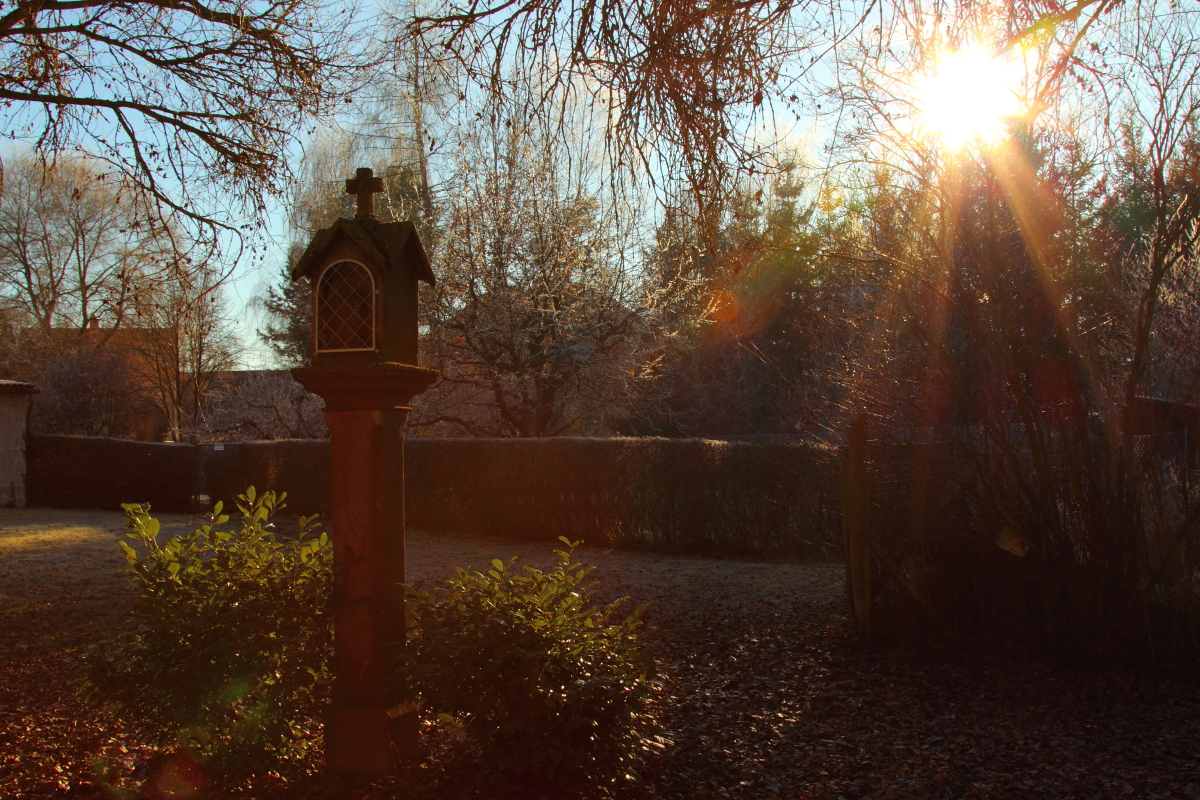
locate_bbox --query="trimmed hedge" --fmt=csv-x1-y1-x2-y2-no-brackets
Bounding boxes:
28,434,200,512
203,440,331,516
406,438,839,559
27,434,330,515
27,435,839,559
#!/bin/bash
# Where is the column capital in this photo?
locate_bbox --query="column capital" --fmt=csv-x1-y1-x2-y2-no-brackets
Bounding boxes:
292,362,439,413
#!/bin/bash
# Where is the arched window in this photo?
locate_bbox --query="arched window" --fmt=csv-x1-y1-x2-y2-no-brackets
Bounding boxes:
316,260,375,352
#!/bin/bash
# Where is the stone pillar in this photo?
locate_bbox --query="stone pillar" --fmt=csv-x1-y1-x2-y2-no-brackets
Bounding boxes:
292,363,437,774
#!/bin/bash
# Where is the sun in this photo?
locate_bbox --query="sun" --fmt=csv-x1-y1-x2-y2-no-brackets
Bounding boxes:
915,46,1024,147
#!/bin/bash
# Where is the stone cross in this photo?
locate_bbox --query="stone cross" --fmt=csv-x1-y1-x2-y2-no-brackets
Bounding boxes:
346,167,385,219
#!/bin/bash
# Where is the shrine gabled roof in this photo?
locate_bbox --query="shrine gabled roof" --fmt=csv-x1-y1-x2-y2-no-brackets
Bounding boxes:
290,217,435,285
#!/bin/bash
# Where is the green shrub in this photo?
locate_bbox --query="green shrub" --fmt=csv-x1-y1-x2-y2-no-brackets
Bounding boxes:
79,487,333,773
397,538,659,786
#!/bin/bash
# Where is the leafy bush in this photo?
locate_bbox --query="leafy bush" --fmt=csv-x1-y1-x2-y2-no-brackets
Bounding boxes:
397,538,659,786
79,488,333,773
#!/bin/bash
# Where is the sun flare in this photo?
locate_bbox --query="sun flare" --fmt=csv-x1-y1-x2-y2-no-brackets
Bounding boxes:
916,47,1024,146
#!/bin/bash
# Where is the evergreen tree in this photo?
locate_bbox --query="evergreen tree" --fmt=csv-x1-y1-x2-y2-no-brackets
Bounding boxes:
258,262,312,368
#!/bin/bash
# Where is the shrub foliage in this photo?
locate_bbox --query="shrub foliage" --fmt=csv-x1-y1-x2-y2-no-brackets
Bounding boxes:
79,488,332,772
397,538,659,785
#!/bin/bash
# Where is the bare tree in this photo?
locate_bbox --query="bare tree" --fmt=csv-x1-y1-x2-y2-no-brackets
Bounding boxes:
190,371,327,442
129,267,240,441
412,120,677,437
405,0,820,204
0,0,361,240
399,0,1131,243
29,343,153,437
0,154,167,330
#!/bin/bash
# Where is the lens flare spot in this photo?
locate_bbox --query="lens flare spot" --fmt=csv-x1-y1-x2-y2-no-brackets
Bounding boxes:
153,751,208,799
710,290,740,323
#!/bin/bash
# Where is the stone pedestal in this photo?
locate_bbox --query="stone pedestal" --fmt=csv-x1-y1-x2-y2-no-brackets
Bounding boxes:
292,362,438,774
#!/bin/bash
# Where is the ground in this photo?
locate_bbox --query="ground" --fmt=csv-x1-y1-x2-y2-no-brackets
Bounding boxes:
1,508,1199,799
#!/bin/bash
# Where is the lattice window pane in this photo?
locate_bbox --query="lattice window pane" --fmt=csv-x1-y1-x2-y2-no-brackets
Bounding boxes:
317,261,375,351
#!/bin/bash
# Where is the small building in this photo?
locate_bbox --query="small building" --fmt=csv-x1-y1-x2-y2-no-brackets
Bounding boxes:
0,380,37,506
1130,395,1200,466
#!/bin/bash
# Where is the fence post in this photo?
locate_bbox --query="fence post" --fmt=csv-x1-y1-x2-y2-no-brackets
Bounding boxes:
840,450,853,623
843,414,872,640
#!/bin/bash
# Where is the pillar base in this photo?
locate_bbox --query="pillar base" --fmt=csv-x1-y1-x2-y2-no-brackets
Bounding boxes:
324,703,418,774
390,711,419,760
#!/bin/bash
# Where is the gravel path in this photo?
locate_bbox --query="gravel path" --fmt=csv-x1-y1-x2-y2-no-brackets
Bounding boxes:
4,508,1200,800
0,507,839,799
